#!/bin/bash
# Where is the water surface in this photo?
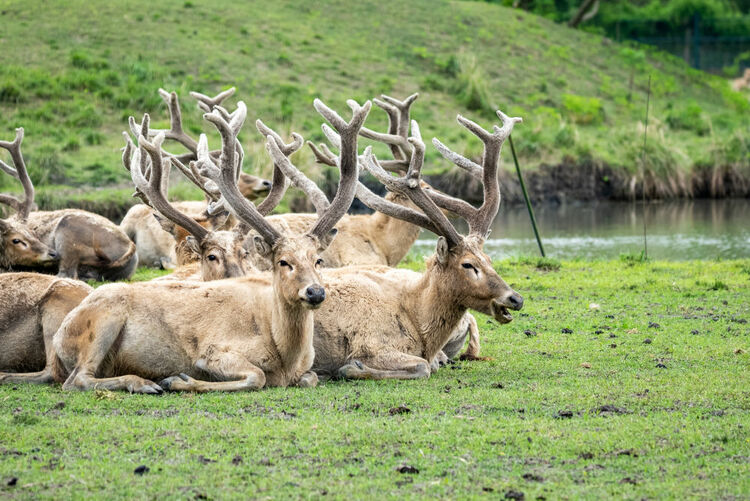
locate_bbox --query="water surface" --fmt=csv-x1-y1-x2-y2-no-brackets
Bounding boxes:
410,199,750,260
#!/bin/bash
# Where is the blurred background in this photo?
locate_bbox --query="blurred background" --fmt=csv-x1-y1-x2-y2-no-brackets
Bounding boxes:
0,0,748,260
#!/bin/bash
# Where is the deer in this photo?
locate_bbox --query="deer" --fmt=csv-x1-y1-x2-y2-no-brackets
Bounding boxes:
0,129,138,281
51,97,368,393
119,87,272,269
0,272,92,385
282,94,485,362
270,108,525,380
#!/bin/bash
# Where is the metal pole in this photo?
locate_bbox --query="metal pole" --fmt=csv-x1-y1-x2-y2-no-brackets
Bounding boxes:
641,75,652,260
508,135,545,257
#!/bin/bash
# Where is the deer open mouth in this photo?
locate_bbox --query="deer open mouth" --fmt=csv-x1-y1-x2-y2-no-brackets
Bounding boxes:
490,300,514,324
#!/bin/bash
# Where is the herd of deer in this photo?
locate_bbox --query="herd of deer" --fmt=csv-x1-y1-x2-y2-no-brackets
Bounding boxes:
0,88,524,392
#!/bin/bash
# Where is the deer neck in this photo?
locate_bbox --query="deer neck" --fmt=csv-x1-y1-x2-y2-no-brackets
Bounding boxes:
404,267,467,362
270,284,315,378
369,211,421,266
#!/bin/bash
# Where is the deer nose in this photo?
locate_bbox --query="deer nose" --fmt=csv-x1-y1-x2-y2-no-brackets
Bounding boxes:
48,250,59,259
305,285,326,305
508,292,524,310
262,180,272,188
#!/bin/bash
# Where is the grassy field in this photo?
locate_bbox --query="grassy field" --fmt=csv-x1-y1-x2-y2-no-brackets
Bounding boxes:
0,0,748,209
1,258,748,499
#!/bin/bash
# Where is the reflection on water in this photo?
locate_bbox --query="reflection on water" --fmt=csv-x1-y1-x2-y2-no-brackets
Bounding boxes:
411,199,750,260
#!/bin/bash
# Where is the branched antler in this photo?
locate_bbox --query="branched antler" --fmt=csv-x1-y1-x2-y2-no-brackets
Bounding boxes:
123,115,210,242
197,102,283,246
430,110,522,237
0,128,35,221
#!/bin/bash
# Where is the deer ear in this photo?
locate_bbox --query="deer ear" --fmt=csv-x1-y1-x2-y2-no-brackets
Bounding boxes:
436,236,450,265
153,213,177,237
317,228,338,251
184,235,201,255
0,219,8,235
253,235,273,259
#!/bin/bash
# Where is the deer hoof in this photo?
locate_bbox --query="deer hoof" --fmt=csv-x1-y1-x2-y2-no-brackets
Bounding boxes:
159,374,194,391
337,361,365,379
297,372,318,388
136,381,163,394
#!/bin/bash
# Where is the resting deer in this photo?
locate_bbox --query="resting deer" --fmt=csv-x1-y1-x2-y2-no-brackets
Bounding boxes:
282,109,524,379
0,272,92,384
286,94,485,361
0,129,137,280
52,98,368,393
119,88,272,269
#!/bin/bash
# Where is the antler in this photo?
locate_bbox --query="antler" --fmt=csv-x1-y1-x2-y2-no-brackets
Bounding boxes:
265,98,371,243
197,102,282,246
0,128,35,221
430,110,522,237
254,119,303,215
361,121,464,248
123,115,210,242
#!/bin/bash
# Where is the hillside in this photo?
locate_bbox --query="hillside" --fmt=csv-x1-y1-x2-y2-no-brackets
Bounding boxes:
0,0,748,211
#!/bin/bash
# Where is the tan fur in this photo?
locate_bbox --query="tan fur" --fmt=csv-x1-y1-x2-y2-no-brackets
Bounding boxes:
121,174,269,270
19,209,137,281
0,272,91,384
312,237,523,380
0,218,58,271
53,235,327,393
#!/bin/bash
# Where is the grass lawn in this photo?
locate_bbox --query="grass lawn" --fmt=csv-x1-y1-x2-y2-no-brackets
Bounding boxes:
1,258,749,499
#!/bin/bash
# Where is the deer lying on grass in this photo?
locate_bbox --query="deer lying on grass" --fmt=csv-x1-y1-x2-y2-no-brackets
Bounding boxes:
119,88,272,269
0,129,137,280
279,109,524,380
52,98,368,393
0,272,92,384
299,94,485,361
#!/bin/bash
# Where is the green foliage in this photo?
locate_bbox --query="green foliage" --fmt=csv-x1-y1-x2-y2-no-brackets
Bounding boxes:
562,94,604,124
1,259,749,498
452,52,494,115
665,100,709,134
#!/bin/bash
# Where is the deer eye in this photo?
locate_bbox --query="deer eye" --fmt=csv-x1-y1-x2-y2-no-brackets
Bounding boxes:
12,239,22,245
462,263,477,272
316,258,323,266
279,260,292,270
207,254,217,261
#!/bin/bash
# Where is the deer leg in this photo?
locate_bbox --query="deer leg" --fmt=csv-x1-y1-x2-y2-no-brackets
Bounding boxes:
430,350,449,373
56,253,79,280
458,315,492,361
61,316,163,394
338,352,431,380
0,337,55,384
158,350,266,392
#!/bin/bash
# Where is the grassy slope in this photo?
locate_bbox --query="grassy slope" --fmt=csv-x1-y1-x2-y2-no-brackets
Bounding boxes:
1,259,749,499
0,0,747,204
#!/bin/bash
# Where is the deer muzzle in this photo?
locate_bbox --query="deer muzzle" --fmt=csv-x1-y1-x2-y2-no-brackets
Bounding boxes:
490,291,524,324
300,284,326,308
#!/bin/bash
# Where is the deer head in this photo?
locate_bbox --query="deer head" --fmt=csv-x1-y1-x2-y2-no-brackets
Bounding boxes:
199,98,370,309
360,110,524,323
124,115,255,281
0,128,59,269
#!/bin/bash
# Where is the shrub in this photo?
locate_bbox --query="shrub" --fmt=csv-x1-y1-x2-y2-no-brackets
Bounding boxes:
562,94,604,124
452,52,494,114
665,101,708,134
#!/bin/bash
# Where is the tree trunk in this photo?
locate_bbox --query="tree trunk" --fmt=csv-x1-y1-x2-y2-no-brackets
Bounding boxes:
568,0,599,28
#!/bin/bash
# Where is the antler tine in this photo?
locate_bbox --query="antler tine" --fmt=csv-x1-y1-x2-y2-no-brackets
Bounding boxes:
190,87,236,113
200,106,281,245
307,141,338,167
372,98,402,160
0,128,35,221
307,98,371,242
170,157,221,203
265,137,330,215
128,127,210,242
362,143,462,248
460,111,521,237
431,137,483,180
380,93,418,148
148,89,199,153
254,120,305,216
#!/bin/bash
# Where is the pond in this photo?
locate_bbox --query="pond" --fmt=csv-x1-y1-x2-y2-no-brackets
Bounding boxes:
410,199,750,260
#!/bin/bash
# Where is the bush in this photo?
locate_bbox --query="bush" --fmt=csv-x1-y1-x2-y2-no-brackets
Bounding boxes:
562,94,604,124
665,101,708,134
452,52,494,114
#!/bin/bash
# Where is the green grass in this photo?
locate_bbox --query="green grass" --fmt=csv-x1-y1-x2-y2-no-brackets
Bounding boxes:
0,0,748,204
1,259,749,499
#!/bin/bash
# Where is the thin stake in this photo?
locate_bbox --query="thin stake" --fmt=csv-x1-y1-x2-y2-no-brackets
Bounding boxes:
509,135,545,257
641,75,651,260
